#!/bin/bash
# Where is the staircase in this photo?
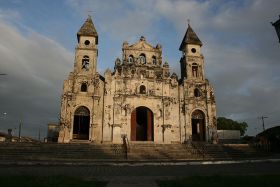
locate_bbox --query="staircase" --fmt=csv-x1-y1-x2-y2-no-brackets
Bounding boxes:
127,142,201,160
0,142,271,163
222,144,269,160
0,142,125,162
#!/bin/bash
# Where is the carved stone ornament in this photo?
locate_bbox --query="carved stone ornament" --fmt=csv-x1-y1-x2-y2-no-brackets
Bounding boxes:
113,123,122,128
91,123,98,127
155,71,162,79
161,124,172,130
115,58,121,66
164,71,170,77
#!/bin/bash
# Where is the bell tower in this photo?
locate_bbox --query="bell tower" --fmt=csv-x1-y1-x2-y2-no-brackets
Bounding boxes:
74,15,98,75
179,22,217,143
179,23,204,81
58,16,100,143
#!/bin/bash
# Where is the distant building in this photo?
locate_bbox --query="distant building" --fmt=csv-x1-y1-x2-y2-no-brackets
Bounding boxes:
217,130,241,144
58,16,217,143
271,15,280,42
257,126,280,152
0,130,38,142
0,132,6,142
47,123,60,142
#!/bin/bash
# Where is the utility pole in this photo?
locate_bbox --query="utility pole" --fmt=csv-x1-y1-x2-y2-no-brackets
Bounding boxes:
18,120,22,142
261,116,268,131
38,126,41,142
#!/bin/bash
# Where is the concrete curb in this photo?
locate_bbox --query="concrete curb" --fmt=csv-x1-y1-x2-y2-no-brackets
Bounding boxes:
1,158,280,166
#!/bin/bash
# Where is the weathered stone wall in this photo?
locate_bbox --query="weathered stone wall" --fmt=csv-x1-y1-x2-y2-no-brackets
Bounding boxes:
58,26,217,144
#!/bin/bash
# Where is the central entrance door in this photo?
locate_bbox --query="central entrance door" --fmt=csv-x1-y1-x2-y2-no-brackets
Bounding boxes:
73,106,90,140
131,106,154,141
191,110,206,141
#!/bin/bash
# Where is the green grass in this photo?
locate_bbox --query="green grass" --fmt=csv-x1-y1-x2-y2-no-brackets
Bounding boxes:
157,175,280,187
0,176,107,187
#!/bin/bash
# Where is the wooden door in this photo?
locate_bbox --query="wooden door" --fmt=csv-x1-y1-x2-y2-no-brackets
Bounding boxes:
147,109,153,141
131,109,136,141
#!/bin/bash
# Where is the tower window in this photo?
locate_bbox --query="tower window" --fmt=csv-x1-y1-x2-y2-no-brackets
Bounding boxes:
191,48,196,53
128,55,134,63
81,83,87,92
84,40,90,45
139,54,146,64
82,56,89,70
139,85,146,94
194,88,201,97
152,56,157,65
192,63,198,77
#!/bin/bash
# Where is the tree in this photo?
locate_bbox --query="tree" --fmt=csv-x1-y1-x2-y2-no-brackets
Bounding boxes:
217,117,248,136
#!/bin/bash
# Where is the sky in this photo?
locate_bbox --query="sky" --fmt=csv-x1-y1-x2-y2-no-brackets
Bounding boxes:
0,0,280,140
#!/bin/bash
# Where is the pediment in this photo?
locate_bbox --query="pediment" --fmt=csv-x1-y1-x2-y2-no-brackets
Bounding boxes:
129,40,155,50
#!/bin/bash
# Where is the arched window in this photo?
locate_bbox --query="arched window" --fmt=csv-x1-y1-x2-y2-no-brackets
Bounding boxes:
139,85,146,94
81,83,87,92
75,106,90,116
194,88,201,97
128,55,134,63
139,54,146,64
82,55,89,70
192,63,198,77
152,56,157,65
192,110,204,119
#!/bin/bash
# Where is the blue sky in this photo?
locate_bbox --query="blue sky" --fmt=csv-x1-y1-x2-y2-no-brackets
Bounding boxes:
0,0,280,139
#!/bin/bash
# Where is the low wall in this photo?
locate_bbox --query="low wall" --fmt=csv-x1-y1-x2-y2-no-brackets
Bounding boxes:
217,130,240,140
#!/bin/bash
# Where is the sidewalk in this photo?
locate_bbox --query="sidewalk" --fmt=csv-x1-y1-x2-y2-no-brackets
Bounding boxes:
0,157,280,166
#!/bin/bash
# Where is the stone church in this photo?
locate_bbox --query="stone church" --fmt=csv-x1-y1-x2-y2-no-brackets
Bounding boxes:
58,16,217,144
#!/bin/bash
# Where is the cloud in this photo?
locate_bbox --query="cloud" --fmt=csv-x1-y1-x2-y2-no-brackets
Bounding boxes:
0,16,72,138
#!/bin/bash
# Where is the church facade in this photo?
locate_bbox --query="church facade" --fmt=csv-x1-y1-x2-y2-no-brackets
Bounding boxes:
58,16,217,144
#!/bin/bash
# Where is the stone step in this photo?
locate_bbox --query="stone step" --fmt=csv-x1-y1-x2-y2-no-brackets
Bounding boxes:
0,142,269,162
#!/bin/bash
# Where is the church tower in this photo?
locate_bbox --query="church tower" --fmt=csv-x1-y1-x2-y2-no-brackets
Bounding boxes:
179,23,217,142
58,16,104,143
179,23,204,81
75,15,98,75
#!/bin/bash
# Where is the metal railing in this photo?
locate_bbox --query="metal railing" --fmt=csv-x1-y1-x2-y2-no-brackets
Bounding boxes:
186,135,206,159
122,135,129,159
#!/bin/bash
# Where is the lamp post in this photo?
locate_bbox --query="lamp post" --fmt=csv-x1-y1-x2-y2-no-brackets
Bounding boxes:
271,15,280,42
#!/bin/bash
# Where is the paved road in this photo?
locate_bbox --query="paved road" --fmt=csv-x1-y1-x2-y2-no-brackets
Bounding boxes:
1,161,279,187
1,161,279,177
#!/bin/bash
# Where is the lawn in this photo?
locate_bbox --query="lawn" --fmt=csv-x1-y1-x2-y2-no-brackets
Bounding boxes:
0,176,107,187
157,175,280,187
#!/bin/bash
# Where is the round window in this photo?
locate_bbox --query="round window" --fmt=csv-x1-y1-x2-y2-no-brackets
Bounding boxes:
84,40,90,45
191,48,196,53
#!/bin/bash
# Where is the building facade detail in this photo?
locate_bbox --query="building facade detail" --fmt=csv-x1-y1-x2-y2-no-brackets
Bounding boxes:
58,16,217,143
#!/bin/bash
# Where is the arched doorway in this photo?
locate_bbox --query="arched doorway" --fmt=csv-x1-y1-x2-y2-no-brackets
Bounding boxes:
191,110,206,141
131,106,154,141
73,106,90,140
